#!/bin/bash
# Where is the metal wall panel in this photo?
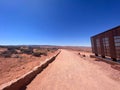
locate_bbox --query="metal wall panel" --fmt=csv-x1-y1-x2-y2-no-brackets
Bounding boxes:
91,26,120,60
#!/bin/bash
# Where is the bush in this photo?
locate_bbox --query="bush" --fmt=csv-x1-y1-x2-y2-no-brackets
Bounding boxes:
0,48,19,58
9,49,18,54
41,52,47,56
82,55,86,57
11,54,20,58
90,55,95,58
32,52,41,57
32,49,47,57
20,48,33,54
16,50,22,54
0,51,12,58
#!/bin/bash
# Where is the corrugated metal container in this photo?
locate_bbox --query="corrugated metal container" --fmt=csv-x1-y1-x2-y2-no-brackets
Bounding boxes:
91,26,120,61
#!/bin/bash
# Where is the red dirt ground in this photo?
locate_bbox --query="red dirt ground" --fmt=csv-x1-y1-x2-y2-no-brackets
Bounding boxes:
0,50,57,85
26,49,120,90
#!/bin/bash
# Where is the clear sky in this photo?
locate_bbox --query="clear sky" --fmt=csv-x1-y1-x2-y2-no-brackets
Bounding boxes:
0,0,120,46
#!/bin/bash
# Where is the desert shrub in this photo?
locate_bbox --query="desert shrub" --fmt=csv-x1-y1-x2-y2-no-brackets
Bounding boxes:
52,48,58,50
7,47,15,50
11,54,20,58
20,48,33,54
16,50,22,54
40,51,47,56
49,48,58,53
82,55,86,57
0,47,19,58
0,51,12,58
8,49,18,54
32,49,47,57
90,55,95,58
32,52,41,57
47,49,50,52
8,46,21,49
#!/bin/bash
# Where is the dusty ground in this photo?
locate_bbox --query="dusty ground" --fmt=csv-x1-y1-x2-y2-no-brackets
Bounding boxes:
74,50,120,81
26,49,120,90
0,51,57,85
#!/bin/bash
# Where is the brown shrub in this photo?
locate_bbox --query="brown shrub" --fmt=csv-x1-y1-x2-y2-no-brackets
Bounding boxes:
32,49,47,57
20,47,33,54
0,51,12,58
32,52,41,57
11,54,20,58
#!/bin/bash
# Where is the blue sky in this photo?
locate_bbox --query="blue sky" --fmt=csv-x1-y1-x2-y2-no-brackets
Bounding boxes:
0,0,120,46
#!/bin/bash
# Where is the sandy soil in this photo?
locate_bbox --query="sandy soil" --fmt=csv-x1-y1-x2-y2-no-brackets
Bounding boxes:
0,51,56,85
76,51,120,79
26,49,120,90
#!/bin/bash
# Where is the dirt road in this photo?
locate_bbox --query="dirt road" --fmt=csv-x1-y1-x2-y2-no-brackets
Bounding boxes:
26,50,120,90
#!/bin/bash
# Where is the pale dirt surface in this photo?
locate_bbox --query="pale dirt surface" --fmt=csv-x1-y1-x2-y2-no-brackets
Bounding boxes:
74,50,120,82
0,51,56,85
26,49,120,90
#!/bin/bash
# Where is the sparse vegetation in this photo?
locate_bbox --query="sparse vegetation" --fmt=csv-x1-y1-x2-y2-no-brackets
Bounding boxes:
32,52,41,57
32,49,47,57
78,53,81,55
0,46,58,58
0,45,58,85
0,51,12,58
11,54,20,58
0,47,19,58
20,47,33,55
90,55,95,58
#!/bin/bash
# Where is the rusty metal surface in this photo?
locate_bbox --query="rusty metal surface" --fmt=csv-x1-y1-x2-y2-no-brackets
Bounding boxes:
91,26,120,60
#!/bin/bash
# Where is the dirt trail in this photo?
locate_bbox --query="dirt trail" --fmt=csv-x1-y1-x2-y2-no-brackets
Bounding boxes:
26,49,120,90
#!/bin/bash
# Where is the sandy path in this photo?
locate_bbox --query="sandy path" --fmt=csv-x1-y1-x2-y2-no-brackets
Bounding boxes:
26,49,120,90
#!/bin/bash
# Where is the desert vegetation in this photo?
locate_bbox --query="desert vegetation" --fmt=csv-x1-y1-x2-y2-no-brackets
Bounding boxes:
0,46,58,58
0,46,58,85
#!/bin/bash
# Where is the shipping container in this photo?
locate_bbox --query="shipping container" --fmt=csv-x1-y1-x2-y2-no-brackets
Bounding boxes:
91,26,120,61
